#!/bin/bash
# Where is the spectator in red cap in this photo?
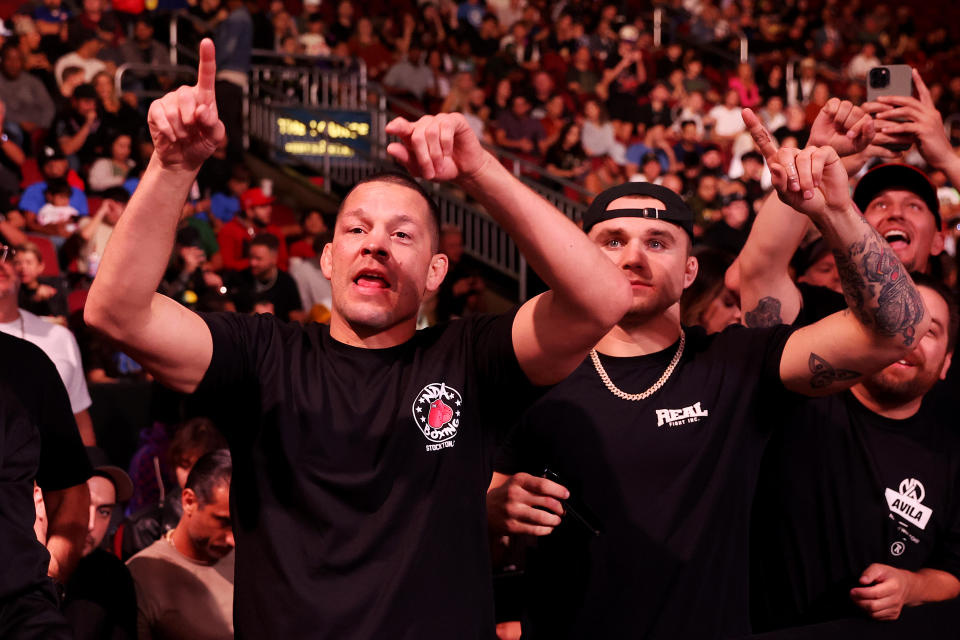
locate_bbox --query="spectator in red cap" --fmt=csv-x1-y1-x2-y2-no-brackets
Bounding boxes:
216,186,288,272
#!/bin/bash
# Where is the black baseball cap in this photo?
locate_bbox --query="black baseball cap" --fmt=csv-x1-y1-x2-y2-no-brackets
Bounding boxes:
73,83,97,100
40,145,66,163
853,164,941,228
86,447,134,502
583,182,695,238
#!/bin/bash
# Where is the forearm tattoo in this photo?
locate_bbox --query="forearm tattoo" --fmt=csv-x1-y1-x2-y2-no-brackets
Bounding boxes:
808,352,861,389
831,224,924,346
744,296,783,328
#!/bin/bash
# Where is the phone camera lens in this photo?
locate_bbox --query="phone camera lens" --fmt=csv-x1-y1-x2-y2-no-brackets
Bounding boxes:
869,67,890,88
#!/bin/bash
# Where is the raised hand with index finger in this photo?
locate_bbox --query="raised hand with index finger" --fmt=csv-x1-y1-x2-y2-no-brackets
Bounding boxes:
147,38,225,173
742,107,851,220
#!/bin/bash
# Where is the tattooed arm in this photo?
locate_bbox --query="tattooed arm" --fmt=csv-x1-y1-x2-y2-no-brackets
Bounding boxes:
741,108,930,396
736,191,808,327
737,100,879,328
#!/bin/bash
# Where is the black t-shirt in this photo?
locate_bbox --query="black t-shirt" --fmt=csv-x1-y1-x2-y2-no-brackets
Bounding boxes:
51,109,103,166
0,333,91,600
796,282,846,327
227,269,303,321
195,310,533,639
63,548,138,639
750,392,960,631
699,219,750,256
495,324,795,639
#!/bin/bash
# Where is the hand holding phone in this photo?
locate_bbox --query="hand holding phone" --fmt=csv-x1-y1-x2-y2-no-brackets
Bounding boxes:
869,68,955,169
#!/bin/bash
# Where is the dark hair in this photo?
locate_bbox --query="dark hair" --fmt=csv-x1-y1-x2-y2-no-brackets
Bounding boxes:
338,171,441,247
251,232,280,252
184,449,232,507
169,417,227,470
229,164,251,183
312,229,333,255
910,272,959,353
680,248,735,328
103,186,131,204
299,209,323,225
44,178,72,198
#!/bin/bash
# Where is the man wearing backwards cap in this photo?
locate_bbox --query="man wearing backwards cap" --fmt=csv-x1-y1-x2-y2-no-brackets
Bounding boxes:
489,107,929,637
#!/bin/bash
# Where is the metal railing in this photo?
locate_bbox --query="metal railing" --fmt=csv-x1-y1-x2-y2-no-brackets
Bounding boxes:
246,58,597,299
115,62,197,100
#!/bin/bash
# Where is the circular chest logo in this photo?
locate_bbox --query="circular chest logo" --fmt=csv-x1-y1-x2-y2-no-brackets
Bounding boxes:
890,541,906,557
898,478,925,503
412,382,462,443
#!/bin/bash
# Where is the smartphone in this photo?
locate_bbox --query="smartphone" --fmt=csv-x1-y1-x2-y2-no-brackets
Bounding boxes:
867,65,913,151
542,468,602,536
866,65,912,103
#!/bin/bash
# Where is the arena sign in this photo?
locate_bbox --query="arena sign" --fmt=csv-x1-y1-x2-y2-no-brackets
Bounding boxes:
273,108,372,160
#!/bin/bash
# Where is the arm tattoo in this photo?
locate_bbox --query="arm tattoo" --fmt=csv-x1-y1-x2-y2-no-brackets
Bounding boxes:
831,224,924,346
808,352,861,389
744,296,783,328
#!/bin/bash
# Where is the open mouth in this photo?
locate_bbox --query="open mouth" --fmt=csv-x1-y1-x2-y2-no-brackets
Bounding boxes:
883,229,911,251
353,271,391,289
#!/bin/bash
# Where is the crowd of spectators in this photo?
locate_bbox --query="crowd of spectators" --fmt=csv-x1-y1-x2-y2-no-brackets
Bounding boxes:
2,0,960,639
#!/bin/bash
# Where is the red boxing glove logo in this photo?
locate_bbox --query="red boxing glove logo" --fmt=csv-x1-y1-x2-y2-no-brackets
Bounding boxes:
427,384,454,429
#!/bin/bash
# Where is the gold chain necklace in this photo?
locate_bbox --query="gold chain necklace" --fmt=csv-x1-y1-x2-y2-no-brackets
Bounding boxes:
589,331,685,401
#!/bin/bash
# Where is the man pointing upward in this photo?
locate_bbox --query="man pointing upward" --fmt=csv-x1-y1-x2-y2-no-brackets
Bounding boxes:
85,39,631,639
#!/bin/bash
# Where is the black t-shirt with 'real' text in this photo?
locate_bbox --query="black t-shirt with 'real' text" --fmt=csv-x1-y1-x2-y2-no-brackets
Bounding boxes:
495,324,795,639
196,311,531,640
0,333,91,601
750,392,960,631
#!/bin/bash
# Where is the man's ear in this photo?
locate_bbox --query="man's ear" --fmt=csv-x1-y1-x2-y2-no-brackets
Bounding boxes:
930,231,945,257
182,488,198,516
320,242,333,280
940,352,953,381
683,255,699,290
425,253,449,293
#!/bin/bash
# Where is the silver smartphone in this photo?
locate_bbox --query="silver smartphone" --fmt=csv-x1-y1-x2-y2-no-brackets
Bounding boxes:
866,65,913,103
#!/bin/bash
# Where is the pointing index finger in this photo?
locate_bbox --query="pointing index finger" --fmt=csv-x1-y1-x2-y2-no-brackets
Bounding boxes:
196,38,217,100
742,108,779,162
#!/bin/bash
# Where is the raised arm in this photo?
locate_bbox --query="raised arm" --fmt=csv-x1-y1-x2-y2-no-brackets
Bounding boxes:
742,109,930,396
85,39,225,393
386,114,632,385
738,100,882,327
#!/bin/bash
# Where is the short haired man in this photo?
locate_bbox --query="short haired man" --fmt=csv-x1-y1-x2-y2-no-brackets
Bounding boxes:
85,40,632,638
228,232,304,321
63,447,137,640
216,186,289,271
751,275,960,631
488,111,928,638
126,450,235,640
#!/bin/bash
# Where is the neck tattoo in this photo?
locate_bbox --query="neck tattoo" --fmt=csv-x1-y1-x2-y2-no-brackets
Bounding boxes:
590,330,685,401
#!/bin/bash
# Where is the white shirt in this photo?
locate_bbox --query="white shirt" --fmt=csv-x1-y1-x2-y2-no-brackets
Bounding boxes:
707,104,746,137
54,52,106,86
0,309,91,413
289,257,332,313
